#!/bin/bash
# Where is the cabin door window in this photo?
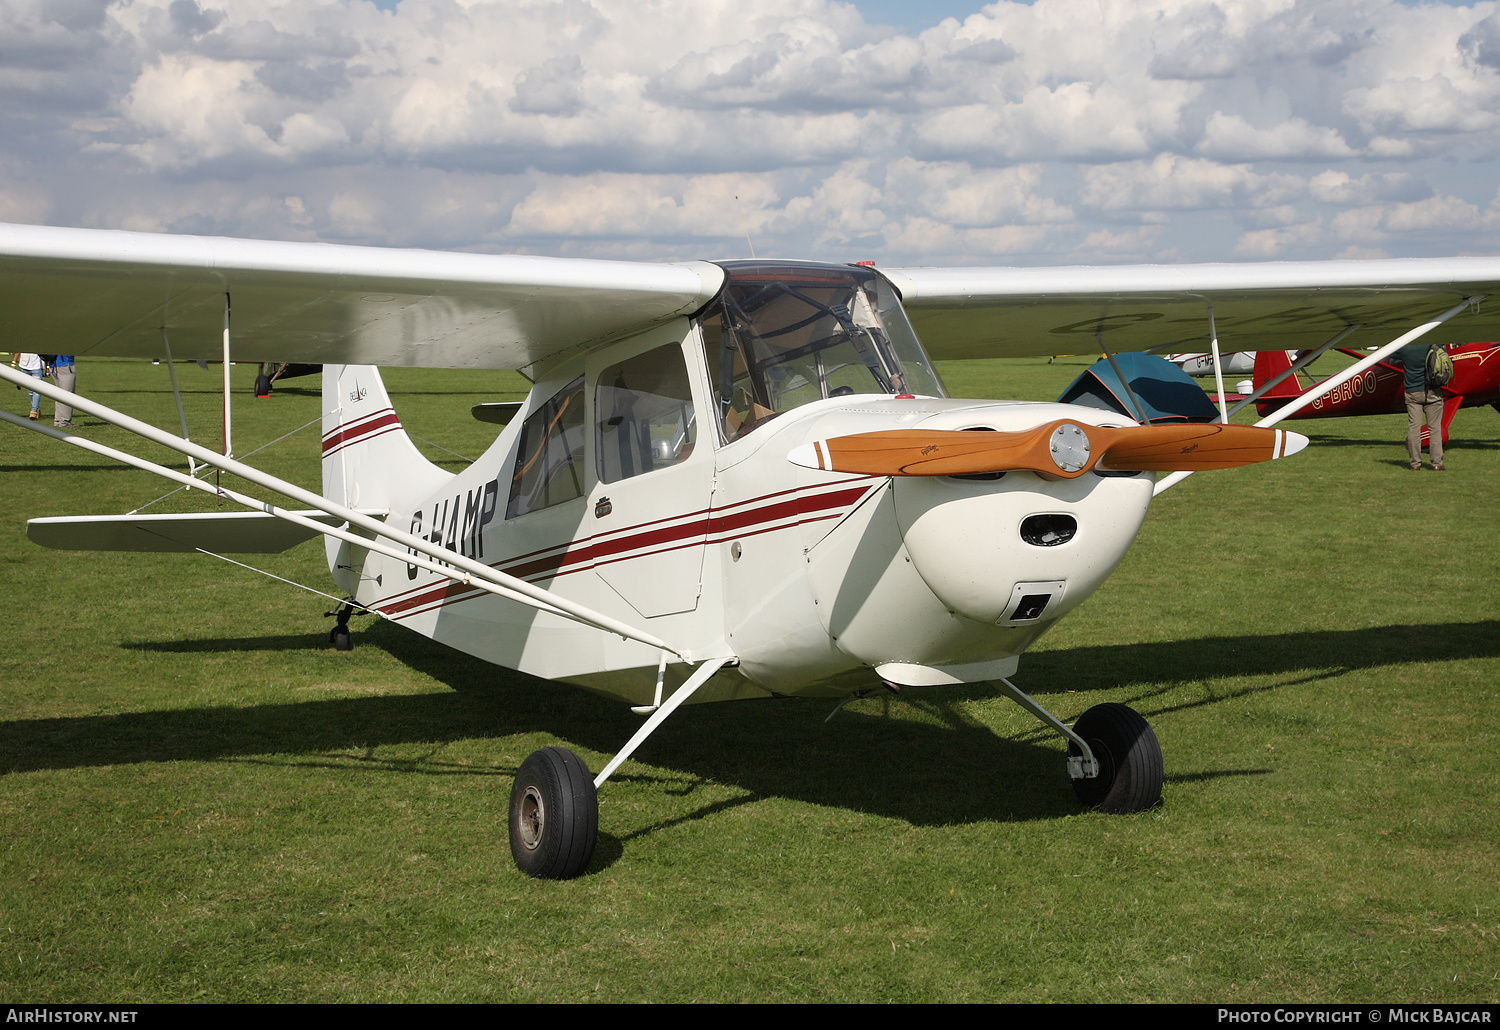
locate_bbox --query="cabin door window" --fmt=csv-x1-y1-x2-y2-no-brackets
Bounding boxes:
596,344,697,484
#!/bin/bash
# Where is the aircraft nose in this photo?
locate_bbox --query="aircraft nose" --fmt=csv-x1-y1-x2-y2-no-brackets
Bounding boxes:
892,470,1155,626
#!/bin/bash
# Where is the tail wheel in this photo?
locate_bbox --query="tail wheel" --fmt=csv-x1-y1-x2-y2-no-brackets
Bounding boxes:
509,746,598,879
1068,702,1162,813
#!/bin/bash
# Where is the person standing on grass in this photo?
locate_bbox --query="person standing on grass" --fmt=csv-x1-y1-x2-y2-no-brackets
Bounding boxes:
10,352,45,420
49,354,75,428
1392,343,1445,471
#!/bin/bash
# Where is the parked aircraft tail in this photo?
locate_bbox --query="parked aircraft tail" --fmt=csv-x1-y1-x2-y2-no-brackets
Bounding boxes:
1252,350,1308,399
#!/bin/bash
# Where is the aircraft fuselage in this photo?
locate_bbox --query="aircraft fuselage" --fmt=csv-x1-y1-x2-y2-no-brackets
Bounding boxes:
323,261,1157,705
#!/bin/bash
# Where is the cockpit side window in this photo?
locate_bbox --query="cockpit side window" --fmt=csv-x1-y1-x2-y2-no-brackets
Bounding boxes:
505,376,586,519
700,261,947,442
868,273,945,400
596,343,697,484
701,314,776,442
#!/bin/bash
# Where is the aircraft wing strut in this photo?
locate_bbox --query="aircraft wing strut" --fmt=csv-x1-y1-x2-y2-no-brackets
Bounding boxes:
0,362,695,661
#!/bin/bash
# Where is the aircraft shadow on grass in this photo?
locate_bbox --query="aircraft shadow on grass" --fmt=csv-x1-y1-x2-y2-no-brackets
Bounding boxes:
1301,428,1500,452
0,461,150,474
5,620,1498,844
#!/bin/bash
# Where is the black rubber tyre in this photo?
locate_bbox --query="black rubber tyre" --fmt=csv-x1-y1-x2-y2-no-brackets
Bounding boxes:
509,747,598,880
329,624,352,651
253,373,272,398
1068,702,1163,813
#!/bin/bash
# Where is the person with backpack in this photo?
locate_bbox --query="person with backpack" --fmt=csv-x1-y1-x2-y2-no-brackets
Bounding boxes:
48,354,75,428
1392,343,1451,471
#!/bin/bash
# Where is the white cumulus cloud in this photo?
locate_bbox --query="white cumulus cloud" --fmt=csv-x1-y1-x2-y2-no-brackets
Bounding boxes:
0,0,1496,264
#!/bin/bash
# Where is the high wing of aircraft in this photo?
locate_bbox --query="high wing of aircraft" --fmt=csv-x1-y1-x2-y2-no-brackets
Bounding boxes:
5,221,1500,366
1245,343,1500,445
6,220,1500,879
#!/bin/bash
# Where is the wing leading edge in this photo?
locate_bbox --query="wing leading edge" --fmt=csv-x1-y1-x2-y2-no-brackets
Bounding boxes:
0,222,723,373
884,259,1500,360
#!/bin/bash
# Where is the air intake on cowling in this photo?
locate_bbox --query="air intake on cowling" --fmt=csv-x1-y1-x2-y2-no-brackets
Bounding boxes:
1020,513,1077,547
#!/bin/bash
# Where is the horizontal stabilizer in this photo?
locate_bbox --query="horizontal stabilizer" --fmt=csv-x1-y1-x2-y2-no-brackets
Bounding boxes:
27,509,387,554
471,401,524,425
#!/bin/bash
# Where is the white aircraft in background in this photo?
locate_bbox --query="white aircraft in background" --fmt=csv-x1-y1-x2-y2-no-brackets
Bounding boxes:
4,221,1499,879
1165,350,1256,378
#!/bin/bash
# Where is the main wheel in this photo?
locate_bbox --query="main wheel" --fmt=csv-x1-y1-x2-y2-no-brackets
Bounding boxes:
329,624,352,651
1068,702,1162,813
509,746,598,879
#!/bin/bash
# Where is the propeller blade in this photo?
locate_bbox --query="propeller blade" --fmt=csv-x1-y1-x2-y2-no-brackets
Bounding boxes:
787,421,1308,478
788,426,1057,477
1095,423,1307,472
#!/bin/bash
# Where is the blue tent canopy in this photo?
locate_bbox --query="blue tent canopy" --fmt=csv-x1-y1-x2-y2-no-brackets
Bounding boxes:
1057,352,1220,424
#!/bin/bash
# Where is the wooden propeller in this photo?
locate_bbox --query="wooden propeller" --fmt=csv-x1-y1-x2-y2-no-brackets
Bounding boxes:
786,421,1308,478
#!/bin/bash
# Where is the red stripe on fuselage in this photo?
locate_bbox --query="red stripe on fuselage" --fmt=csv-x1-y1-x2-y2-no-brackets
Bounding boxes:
373,478,878,611
374,480,879,621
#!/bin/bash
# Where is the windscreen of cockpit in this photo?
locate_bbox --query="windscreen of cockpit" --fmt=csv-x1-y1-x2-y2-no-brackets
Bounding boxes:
699,261,947,442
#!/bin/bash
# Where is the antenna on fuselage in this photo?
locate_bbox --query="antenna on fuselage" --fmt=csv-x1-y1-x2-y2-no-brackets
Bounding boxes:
734,195,756,258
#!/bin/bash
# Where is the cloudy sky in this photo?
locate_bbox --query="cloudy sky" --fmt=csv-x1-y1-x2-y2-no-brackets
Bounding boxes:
3,0,1499,266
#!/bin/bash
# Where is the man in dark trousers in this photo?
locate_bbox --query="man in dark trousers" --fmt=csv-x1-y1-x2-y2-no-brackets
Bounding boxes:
1392,343,1444,471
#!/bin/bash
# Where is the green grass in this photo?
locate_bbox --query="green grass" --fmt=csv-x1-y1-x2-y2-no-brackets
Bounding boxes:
1,354,1498,1002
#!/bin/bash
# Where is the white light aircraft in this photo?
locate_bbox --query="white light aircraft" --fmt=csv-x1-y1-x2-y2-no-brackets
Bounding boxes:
1165,350,1256,378
5,221,1500,879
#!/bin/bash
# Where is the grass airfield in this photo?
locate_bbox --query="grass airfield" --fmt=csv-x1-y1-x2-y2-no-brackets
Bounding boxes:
1,354,1498,1003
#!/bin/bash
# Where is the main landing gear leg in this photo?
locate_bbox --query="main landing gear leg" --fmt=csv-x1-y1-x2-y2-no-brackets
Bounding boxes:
508,656,735,880
996,677,1162,813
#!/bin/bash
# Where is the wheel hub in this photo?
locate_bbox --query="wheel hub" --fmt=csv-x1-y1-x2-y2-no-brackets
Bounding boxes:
517,785,545,851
